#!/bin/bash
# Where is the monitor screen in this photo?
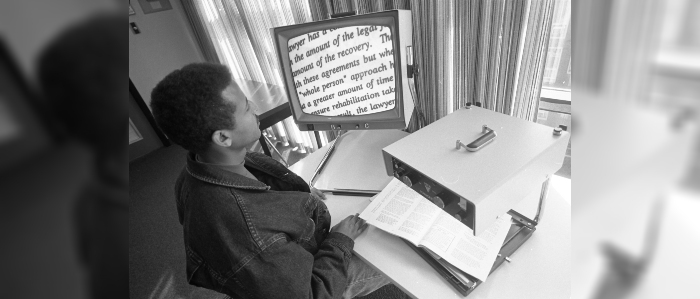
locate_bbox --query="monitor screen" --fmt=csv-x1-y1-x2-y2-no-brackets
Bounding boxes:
288,25,396,117
272,10,413,131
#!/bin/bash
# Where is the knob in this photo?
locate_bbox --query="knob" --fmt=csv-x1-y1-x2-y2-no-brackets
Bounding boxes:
431,196,445,209
401,175,413,187
553,127,562,136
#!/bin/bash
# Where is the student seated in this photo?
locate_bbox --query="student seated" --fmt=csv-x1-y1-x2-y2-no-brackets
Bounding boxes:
150,63,390,299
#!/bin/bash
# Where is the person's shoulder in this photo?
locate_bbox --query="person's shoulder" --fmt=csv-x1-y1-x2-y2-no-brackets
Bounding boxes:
174,165,234,204
175,165,190,189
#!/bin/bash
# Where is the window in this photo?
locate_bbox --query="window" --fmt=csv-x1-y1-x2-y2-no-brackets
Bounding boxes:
537,0,571,179
541,0,571,92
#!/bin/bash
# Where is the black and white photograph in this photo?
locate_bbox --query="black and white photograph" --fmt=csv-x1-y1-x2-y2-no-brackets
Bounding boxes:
0,0,698,298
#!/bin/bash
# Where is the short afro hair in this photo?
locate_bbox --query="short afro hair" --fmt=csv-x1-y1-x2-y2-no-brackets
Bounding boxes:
150,63,237,153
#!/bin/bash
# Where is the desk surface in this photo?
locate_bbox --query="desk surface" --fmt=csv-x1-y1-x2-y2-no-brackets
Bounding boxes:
289,130,571,298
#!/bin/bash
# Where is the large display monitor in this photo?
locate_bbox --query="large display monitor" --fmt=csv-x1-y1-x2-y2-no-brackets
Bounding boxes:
272,10,414,131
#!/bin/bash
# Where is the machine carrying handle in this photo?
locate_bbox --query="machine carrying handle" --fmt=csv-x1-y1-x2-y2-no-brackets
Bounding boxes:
456,125,496,152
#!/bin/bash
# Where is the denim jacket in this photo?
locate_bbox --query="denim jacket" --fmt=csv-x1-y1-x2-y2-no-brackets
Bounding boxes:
175,152,355,299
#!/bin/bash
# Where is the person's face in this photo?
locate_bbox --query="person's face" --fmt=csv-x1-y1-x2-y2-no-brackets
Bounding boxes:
220,83,261,149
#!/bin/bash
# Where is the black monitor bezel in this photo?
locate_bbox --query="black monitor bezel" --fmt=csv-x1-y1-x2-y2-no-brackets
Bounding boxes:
272,10,407,130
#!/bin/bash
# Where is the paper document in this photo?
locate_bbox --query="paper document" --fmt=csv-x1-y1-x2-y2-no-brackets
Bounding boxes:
359,178,512,282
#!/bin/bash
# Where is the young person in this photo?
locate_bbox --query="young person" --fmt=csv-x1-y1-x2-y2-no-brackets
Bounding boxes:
150,63,390,299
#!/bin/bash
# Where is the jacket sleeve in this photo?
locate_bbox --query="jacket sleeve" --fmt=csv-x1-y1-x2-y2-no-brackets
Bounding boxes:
223,232,355,299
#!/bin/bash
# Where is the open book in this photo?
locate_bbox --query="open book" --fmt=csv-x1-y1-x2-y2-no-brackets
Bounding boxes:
359,178,512,282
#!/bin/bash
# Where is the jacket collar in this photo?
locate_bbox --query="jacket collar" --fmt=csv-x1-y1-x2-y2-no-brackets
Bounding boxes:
185,152,270,190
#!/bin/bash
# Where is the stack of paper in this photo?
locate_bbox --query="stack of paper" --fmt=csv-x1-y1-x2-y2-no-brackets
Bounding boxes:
359,178,512,282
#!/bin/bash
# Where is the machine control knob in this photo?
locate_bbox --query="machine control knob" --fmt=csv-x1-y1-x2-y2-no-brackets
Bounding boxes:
401,175,413,187
431,196,445,209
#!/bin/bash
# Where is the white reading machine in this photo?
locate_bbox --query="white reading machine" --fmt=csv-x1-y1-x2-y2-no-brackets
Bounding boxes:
380,104,570,294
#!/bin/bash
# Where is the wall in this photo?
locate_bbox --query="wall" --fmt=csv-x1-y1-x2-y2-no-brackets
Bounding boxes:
129,0,204,108
129,89,164,160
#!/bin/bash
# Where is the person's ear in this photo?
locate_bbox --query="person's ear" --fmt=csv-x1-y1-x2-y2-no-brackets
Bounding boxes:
211,130,233,147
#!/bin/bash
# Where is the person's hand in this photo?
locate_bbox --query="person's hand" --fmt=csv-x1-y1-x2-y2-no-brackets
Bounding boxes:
310,187,327,201
330,213,368,240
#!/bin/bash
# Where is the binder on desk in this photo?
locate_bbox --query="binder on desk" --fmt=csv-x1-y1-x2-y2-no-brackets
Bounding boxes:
404,212,536,297
359,178,539,296
360,176,546,296
404,241,476,294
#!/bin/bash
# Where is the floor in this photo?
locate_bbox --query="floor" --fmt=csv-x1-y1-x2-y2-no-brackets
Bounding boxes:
129,145,225,299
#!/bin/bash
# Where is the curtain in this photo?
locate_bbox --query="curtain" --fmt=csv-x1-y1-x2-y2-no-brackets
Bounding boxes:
310,0,554,126
182,0,556,156
185,0,311,84
181,0,221,63
514,0,556,120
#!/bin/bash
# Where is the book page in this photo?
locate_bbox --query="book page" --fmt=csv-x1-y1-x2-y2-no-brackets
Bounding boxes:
421,212,512,282
361,177,512,282
419,213,468,253
359,178,441,244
